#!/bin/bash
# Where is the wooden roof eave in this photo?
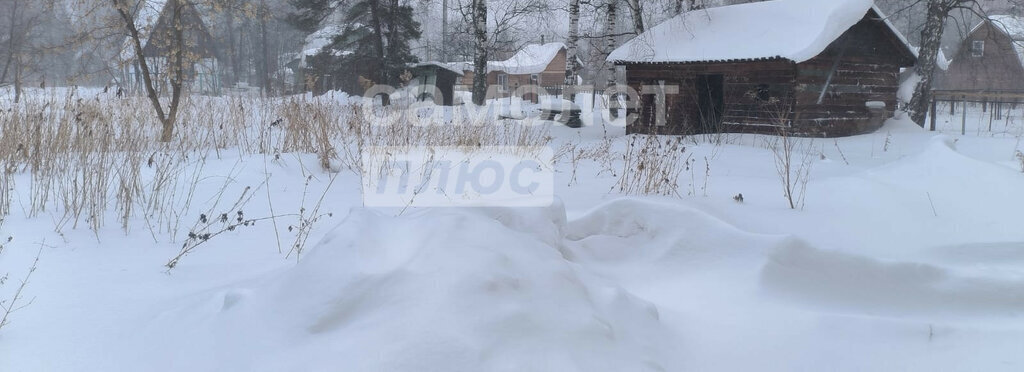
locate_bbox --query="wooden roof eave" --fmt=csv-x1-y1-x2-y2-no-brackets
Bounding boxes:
613,56,794,66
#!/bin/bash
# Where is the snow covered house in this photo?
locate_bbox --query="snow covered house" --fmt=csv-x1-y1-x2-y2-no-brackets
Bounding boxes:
457,43,580,100
608,0,917,137
937,15,1024,92
117,0,223,96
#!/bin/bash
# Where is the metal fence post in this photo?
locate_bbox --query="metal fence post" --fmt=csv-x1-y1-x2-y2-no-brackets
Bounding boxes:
929,95,937,131
961,95,967,136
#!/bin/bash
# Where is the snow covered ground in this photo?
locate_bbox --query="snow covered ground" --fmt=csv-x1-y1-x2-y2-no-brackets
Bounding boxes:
2,91,1024,371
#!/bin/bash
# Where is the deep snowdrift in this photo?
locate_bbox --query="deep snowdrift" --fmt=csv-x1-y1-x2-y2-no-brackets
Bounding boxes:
7,102,1024,371
762,240,1024,316
565,199,772,268
141,205,675,371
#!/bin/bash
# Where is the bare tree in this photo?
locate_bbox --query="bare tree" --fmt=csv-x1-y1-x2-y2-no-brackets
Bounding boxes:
0,0,55,102
624,0,645,33
111,0,190,142
906,0,985,126
677,0,703,13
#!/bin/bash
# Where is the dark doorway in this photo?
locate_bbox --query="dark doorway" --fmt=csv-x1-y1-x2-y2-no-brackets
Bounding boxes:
695,74,724,133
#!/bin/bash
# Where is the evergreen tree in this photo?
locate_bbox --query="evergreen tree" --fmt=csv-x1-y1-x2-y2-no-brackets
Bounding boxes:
286,0,333,34
288,0,421,94
336,0,421,85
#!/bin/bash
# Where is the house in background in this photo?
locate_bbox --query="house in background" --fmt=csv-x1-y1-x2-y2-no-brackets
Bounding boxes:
980,0,1023,15
609,0,917,137
446,61,475,89
937,15,1024,92
453,42,581,101
118,0,223,96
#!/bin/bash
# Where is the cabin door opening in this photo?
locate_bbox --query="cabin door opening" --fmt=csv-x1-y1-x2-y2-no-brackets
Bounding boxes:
695,74,724,133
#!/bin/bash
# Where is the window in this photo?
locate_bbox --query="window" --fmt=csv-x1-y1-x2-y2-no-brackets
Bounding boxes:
497,74,508,89
972,40,985,57
755,84,771,102
530,74,539,85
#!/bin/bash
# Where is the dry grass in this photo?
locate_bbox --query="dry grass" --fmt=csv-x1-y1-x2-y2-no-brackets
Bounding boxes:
0,88,553,243
616,135,687,196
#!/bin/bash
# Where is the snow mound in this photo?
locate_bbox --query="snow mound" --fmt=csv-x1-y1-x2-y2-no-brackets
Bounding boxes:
879,115,927,133
608,0,910,64
865,134,1024,198
167,206,672,371
761,239,1024,315
566,199,770,267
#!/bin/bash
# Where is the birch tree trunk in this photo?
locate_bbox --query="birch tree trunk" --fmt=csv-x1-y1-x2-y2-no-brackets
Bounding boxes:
563,0,580,100
471,0,488,106
625,0,644,34
908,0,952,126
605,0,619,118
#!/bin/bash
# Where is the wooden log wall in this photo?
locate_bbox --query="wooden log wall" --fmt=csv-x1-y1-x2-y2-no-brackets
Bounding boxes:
624,59,798,135
621,9,913,138
792,57,900,136
788,12,909,136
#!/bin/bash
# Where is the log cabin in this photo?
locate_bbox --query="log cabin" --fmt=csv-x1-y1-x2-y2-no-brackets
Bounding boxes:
937,15,1024,92
608,0,917,137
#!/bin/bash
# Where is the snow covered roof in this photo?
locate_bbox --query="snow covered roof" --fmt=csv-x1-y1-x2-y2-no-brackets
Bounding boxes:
301,25,344,57
986,14,1024,39
296,23,356,66
488,43,566,75
609,0,916,64
409,62,465,76
447,61,474,73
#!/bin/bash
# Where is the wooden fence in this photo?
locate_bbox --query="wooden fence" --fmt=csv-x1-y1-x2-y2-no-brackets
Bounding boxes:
930,90,1024,134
